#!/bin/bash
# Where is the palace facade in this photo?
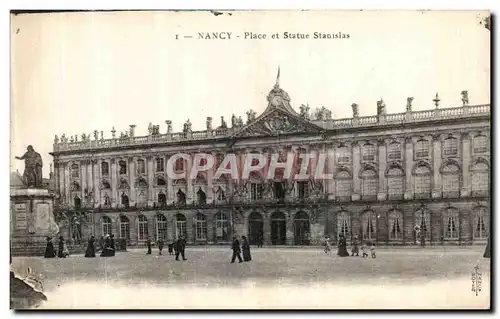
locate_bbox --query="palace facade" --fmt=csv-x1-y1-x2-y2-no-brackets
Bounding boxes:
50,76,491,247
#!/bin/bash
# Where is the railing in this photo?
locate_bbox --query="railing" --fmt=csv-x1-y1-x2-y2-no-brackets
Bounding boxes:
53,104,490,152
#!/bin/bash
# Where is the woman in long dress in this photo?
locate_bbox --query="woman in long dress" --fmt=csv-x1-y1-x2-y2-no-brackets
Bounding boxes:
241,236,252,262
85,236,96,258
44,237,56,258
57,236,66,258
337,234,349,257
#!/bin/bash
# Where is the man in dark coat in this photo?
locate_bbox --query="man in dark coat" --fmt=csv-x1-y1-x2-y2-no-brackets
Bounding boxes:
157,238,164,255
57,236,66,258
109,234,116,256
175,236,187,261
231,236,243,263
84,236,96,258
44,237,56,258
146,238,152,255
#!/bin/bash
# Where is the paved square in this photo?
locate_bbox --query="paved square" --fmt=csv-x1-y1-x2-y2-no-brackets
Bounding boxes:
11,246,490,309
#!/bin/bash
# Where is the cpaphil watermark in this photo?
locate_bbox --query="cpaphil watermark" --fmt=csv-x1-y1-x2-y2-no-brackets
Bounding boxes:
471,265,482,296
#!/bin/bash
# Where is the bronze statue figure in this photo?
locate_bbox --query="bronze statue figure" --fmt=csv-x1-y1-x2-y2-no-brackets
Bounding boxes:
15,145,43,188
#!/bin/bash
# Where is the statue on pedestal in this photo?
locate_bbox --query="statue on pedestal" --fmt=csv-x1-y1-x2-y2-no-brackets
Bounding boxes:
14,145,43,188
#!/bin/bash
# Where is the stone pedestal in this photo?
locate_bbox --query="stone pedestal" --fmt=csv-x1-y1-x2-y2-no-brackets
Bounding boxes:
10,188,58,256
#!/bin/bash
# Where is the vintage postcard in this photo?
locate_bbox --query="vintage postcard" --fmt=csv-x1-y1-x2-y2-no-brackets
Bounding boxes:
9,10,491,310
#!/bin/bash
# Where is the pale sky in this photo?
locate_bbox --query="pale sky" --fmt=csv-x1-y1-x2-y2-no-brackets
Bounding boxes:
10,10,490,177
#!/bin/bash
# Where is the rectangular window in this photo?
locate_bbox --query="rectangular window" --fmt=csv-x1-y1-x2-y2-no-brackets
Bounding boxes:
388,143,402,160
473,136,488,153
138,223,148,241
336,148,351,164
389,218,402,240
362,145,376,162
415,140,429,159
156,158,165,172
445,217,458,239
414,175,431,195
362,179,377,197
297,181,309,198
137,160,146,175
196,221,208,240
336,180,351,197
443,138,458,156
251,183,263,200
120,223,130,240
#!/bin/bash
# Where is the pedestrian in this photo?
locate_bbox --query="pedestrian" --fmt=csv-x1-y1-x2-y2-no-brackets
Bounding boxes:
57,236,66,258
63,239,70,257
361,243,369,258
146,238,152,255
371,243,377,258
420,232,426,248
84,236,96,258
258,235,264,248
44,237,56,258
351,236,359,256
337,234,349,257
100,235,113,257
324,236,332,254
175,236,187,261
168,242,174,255
110,234,116,256
231,236,243,263
242,236,252,262
157,238,164,256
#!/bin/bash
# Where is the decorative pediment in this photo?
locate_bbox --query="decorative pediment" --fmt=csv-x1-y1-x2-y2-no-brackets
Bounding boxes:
232,108,324,138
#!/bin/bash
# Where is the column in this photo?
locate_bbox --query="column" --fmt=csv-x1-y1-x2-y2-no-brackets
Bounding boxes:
404,136,414,200
64,163,70,205
166,155,174,204
167,215,175,242
129,157,136,205
432,134,442,198
327,143,335,200
461,132,471,197
377,138,387,201
286,213,294,245
80,160,87,202
207,153,214,204
110,159,117,207
186,154,193,204
54,161,60,197
263,212,271,244
147,155,154,205
86,160,93,196
58,162,65,203
352,141,361,201
93,159,100,206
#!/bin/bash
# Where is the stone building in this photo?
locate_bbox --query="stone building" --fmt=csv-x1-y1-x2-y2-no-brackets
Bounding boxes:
50,76,490,247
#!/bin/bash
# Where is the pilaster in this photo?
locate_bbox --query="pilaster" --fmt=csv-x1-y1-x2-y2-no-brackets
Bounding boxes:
351,141,361,201
64,163,70,205
263,211,271,244
147,155,154,205
92,159,100,206
129,157,136,205
461,132,472,197
404,136,414,200
110,159,117,207
432,133,442,198
377,138,387,200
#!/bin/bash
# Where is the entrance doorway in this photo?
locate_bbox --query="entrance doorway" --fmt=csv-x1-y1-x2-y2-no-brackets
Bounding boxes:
271,211,287,245
248,211,263,245
294,211,310,245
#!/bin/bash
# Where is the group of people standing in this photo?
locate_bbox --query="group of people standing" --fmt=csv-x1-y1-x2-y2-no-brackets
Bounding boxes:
44,236,69,258
145,236,187,261
324,235,376,258
231,236,252,263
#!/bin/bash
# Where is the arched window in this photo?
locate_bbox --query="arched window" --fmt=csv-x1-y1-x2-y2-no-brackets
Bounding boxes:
71,163,80,178
388,210,403,241
473,135,488,154
443,208,459,240
156,176,166,186
176,189,186,205
361,168,378,200
119,215,130,240
415,139,429,159
387,166,404,199
73,196,81,209
443,136,458,156
101,216,112,236
157,192,166,206
137,159,146,175
337,211,350,238
471,160,489,197
335,169,352,201
156,158,165,172
336,146,350,164
195,213,207,240
215,212,229,241
175,214,187,239
361,211,377,241
414,163,431,199
415,209,430,242
101,162,109,176
362,143,376,162
119,160,127,175
472,207,488,240
388,141,402,160
197,188,207,205
137,215,148,241
121,193,129,208
442,162,460,198
155,214,167,241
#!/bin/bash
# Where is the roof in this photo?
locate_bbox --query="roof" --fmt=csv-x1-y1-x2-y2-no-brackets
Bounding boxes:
10,171,24,187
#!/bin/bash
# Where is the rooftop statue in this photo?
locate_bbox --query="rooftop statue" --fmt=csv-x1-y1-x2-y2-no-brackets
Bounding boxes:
14,145,43,188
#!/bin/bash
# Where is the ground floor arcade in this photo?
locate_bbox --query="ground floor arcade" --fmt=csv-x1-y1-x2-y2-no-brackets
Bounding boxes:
57,199,490,247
